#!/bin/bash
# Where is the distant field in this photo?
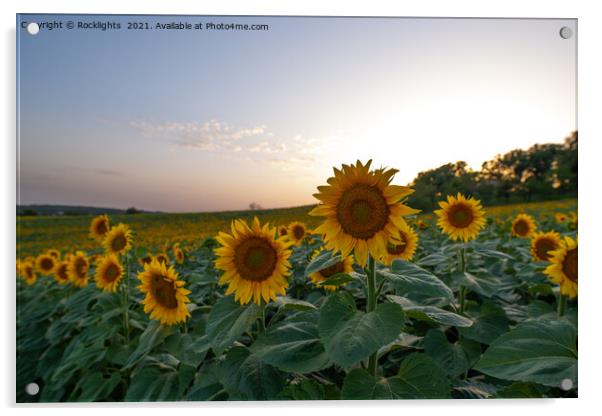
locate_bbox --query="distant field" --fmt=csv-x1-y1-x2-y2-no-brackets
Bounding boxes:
16,198,577,257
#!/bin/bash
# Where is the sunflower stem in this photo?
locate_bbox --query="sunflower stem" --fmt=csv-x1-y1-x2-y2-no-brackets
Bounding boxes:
458,246,467,314
258,301,267,334
122,252,130,344
557,293,567,317
366,254,378,377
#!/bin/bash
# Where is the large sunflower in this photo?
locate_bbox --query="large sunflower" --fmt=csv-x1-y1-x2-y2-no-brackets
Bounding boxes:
67,251,90,288
511,213,537,238
35,253,56,275
215,217,292,305
544,236,578,298
530,231,562,262
435,193,486,242
90,214,111,241
103,223,133,255
95,255,124,293
309,160,419,266
309,250,354,291
287,221,308,245
52,261,70,285
20,260,37,285
137,259,191,325
380,222,419,265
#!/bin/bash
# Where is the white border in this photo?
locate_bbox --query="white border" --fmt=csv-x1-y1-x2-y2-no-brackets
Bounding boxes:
3,1,601,415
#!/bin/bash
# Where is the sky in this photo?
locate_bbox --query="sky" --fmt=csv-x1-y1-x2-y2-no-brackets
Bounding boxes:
17,15,577,212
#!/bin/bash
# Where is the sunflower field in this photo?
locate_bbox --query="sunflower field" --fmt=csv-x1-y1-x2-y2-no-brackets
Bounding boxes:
16,161,578,402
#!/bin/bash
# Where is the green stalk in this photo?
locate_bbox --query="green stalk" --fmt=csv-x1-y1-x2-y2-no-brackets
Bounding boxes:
366,255,377,377
558,293,567,317
258,301,267,334
458,246,467,314
122,253,130,344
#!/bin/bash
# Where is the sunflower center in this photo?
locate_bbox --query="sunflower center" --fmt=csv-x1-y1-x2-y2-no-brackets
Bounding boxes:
320,261,345,278
41,258,54,271
387,234,407,255
112,234,127,251
514,220,529,236
74,258,87,279
562,248,578,283
57,264,69,281
105,264,120,282
292,225,305,240
279,227,287,236
336,184,390,239
535,238,557,261
97,221,108,235
151,275,178,309
234,237,277,282
448,204,474,228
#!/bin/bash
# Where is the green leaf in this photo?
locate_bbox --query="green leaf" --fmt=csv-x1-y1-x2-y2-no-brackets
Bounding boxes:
71,372,121,402
124,320,174,369
382,260,454,303
274,296,317,311
277,379,326,400
305,250,342,276
458,302,510,345
341,353,450,399
318,273,355,287
475,319,577,387
423,329,470,377
472,248,514,261
495,382,544,398
185,362,227,401
452,379,497,399
220,346,285,400
206,296,259,354
251,313,330,373
454,272,502,298
387,295,473,327
416,253,449,267
318,292,405,368
163,333,211,367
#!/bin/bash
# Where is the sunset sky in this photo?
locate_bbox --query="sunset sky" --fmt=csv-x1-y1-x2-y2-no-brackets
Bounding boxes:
17,15,576,212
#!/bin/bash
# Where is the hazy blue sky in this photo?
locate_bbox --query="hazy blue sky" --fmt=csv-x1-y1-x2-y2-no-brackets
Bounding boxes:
17,15,576,212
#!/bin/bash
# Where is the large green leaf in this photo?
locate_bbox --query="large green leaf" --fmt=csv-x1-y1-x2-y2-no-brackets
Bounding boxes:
125,364,195,401
341,353,450,399
305,250,342,276
459,302,510,345
251,312,330,373
206,296,259,354
381,260,454,302
423,329,471,377
219,346,285,400
124,320,174,369
318,292,405,368
475,319,577,387
387,295,473,327
70,371,121,402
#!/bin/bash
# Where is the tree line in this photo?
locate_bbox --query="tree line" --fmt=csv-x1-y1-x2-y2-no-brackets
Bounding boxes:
408,131,577,212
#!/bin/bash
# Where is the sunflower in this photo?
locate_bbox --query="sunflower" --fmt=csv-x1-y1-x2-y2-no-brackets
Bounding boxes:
173,245,185,264
555,212,568,223
287,221,308,245
380,222,419,264
544,236,578,298
155,253,170,265
278,226,288,238
137,259,191,325
20,260,37,285
95,255,124,293
90,214,110,241
530,231,562,262
434,193,486,242
309,250,354,291
103,223,133,255
67,251,90,288
309,160,419,266
417,220,428,230
52,261,70,285
47,249,60,259
568,212,578,230
139,254,153,266
511,213,537,238
215,217,292,305
35,253,56,275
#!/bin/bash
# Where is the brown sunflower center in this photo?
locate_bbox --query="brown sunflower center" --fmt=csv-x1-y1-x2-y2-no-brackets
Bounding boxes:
151,275,178,309
105,264,120,282
320,261,345,278
387,234,408,255
447,204,474,228
514,220,530,236
96,220,108,235
535,238,558,261
279,227,287,236
336,184,390,239
562,248,578,282
234,237,277,282
40,258,54,271
156,255,168,264
25,266,34,279
292,225,305,240
57,264,69,281
74,257,88,279
111,234,127,251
